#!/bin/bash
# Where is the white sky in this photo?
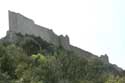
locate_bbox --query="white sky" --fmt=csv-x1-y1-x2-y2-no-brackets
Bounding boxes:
0,0,125,69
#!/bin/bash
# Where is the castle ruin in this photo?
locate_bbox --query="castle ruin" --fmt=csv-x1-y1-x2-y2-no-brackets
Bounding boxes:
7,11,104,61
8,11,71,50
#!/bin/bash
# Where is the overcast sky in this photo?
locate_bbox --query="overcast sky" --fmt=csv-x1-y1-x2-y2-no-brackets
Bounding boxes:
0,0,125,69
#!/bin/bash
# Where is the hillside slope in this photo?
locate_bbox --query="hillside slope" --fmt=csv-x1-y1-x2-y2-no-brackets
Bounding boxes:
0,11,124,83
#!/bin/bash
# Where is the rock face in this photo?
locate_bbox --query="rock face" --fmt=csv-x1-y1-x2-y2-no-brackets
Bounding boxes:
8,11,71,50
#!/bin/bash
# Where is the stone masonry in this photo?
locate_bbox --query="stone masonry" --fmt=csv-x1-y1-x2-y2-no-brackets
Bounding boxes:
7,11,106,61
8,11,71,50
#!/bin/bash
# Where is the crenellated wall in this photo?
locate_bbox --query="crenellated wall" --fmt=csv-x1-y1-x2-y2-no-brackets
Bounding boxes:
8,11,70,49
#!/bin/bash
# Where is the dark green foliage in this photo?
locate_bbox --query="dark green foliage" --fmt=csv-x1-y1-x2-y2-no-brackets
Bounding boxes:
14,33,57,56
19,37,41,56
0,44,16,79
0,34,125,83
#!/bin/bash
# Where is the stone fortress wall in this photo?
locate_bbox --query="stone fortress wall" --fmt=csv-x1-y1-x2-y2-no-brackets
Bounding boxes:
9,11,70,49
7,11,111,64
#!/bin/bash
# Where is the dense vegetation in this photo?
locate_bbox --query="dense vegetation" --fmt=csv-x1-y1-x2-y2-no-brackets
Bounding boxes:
0,34,125,83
